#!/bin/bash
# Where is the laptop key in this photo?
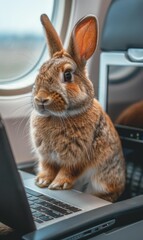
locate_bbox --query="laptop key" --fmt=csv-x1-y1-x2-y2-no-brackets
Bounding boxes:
63,205,81,212
31,208,37,213
34,218,43,224
26,193,32,198
40,196,81,213
29,196,38,201
40,195,57,203
49,200,81,212
25,188,42,197
40,201,72,214
28,200,34,205
46,210,63,218
39,215,53,222
33,212,45,218
30,203,40,209
36,206,63,218
34,199,45,204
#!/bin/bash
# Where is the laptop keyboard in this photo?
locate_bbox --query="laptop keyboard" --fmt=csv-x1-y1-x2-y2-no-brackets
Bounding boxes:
126,161,143,197
25,188,82,224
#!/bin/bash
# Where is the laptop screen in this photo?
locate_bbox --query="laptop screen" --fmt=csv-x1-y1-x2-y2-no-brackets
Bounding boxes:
0,117,36,234
99,65,143,150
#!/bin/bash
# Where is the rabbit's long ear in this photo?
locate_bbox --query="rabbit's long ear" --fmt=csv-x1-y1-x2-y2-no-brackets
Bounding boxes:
40,14,63,57
67,15,98,67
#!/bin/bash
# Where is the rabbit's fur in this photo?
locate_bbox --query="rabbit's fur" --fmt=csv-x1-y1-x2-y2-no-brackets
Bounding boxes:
30,14,125,202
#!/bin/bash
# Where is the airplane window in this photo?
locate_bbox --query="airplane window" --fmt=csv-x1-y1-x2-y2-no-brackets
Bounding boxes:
0,0,55,83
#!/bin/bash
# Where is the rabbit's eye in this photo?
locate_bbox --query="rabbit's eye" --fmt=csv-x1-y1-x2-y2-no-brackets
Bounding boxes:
64,71,72,82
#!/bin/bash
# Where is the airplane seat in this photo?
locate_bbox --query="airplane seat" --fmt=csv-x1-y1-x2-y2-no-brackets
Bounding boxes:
98,0,143,201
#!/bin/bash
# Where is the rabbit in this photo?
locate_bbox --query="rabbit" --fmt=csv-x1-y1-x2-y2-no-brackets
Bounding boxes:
30,14,126,202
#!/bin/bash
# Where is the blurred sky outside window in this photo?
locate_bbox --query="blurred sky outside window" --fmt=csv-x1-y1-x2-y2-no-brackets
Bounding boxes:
0,0,54,81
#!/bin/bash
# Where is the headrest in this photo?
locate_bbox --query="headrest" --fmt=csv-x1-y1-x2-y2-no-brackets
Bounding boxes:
101,0,143,51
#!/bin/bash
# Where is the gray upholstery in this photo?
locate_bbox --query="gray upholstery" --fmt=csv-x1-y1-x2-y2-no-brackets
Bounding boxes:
101,0,143,51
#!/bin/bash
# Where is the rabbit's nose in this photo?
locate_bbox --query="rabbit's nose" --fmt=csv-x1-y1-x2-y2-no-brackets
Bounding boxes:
34,96,51,105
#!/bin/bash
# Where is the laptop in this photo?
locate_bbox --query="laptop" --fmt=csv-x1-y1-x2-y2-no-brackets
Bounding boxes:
89,219,143,240
0,116,110,236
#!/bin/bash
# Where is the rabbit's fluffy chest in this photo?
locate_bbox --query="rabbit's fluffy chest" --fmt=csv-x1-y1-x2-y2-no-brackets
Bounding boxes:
30,109,97,166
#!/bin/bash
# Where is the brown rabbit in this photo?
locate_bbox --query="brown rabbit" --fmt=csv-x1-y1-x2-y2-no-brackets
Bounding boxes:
30,14,125,202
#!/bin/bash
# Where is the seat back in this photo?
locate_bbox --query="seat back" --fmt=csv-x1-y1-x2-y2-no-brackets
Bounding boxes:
101,0,143,51
99,0,143,201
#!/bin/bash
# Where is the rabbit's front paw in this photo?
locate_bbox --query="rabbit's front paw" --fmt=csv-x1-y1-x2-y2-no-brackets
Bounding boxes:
35,173,53,188
48,180,73,190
